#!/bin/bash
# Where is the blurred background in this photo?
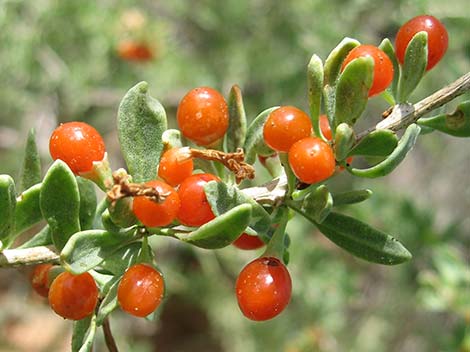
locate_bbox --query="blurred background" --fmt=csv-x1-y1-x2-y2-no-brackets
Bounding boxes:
0,0,469,351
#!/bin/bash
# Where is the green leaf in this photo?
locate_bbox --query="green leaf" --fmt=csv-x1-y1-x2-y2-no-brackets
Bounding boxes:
397,31,428,103
307,55,324,138
18,226,52,249
175,204,252,249
332,189,372,206
348,124,420,178
417,101,470,137
40,160,81,250
348,129,398,157
295,210,411,265
299,185,333,224
96,278,120,326
0,175,16,248
72,315,96,352
204,181,271,235
226,85,247,152
77,178,97,231
100,241,141,275
243,107,278,164
19,128,41,192
118,81,167,183
379,38,400,101
334,123,355,161
324,37,360,86
334,56,373,129
162,129,183,149
61,230,133,274
15,183,42,234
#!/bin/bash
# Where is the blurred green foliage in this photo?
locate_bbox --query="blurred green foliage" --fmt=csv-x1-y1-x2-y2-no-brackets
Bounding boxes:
0,0,469,351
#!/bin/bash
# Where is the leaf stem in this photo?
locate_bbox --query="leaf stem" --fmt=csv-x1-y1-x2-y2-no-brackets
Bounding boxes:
102,317,119,352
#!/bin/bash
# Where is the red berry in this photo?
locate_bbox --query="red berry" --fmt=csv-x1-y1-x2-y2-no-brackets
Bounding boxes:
177,173,220,227
158,147,194,187
288,137,336,184
48,272,98,320
235,257,292,321
117,40,153,62
30,264,53,298
49,122,106,174
177,87,229,146
319,114,332,140
263,106,313,152
233,233,265,250
133,180,180,227
117,264,164,317
395,15,448,71
341,45,394,97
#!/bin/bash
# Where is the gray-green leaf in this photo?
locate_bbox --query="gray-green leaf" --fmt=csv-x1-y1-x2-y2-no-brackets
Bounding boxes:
300,185,333,224
348,129,398,157
417,101,470,137
77,178,97,230
348,124,420,178
226,85,247,152
243,107,278,164
72,315,96,352
332,189,372,206
118,81,167,182
40,160,81,250
15,183,42,234
307,55,324,138
0,175,16,248
19,128,41,192
334,123,355,161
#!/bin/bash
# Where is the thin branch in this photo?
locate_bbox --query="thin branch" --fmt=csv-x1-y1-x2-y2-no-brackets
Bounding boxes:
358,71,470,140
0,245,59,267
102,317,119,352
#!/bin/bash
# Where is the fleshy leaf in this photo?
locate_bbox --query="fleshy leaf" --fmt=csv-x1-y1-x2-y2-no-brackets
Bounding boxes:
324,37,360,86
379,38,400,101
226,85,247,152
243,107,278,164
18,226,52,249
348,124,420,178
334,56,374,129
118,81,167,182
295,210,411,265
307,55,324,138
300,185,333,224
96,278,120,326
15,183,42,234
72,314,96,352
0,175,16,248
348,129,398,157
40,160,81,250
61,230,134,274
204,181,271,235
175,204,252,249
417,101,470,137
334,123,355,161
397,31,428,103
332,189,372,206
77,178,96,230
100,241,141,275
19,129,41,192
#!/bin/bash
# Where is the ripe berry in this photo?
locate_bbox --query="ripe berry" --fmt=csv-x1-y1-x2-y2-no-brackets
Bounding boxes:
49,121,106,174
395,15,448,71
263,106,313,152
177,173,220,227
341,45,394,97
133,180,180,227
117,264,164,318
288,137,336,184
48,272,98,320
235,257,292,321
117,40,153,62
158,147,194,187
319,114,333,140
233,233,265,250
30,264,53,298
177,87,229,146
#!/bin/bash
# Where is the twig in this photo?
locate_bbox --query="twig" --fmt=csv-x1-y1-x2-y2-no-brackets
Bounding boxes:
0,245,59,267
102,317,119,352
358,71,470,140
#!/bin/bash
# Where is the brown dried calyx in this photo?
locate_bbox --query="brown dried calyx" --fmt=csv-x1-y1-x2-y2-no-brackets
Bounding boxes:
185,147,255,183
107,172,170,205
